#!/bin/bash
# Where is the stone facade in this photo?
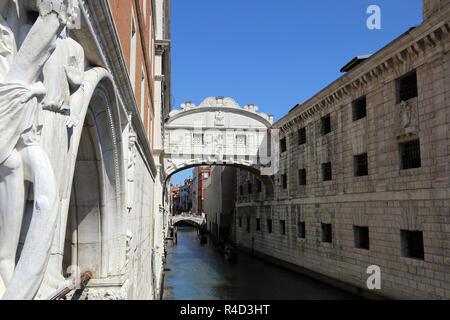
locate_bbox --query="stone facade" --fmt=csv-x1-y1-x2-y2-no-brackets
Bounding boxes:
235,1,449,299
0,0,171,300
204,166,236,241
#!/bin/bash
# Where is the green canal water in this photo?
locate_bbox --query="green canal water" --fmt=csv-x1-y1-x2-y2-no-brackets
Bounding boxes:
162,226,358,300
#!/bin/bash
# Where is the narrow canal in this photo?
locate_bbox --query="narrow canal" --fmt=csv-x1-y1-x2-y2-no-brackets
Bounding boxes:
162,226,358,300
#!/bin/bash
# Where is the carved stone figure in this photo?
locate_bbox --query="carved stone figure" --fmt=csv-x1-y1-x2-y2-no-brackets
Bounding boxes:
42,30,85,117
214,110,224,126
400,100,412,128
0,0,78,300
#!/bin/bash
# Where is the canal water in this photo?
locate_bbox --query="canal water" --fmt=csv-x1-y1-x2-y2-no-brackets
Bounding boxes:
162,226,358,300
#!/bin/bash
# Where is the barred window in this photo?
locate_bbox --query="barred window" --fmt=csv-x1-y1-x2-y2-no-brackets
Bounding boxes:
321,223,332,243
354,153,368,177
298,221,306,238
298,169,306,186
298,127,306,145
322,162,332,181
321,114,331,135
399,139,421,170
267,219,272,233
352,96,367,121
401,230,424,260
280,220,286,235
354,226,370,250
397,70,417,103
280,138,287,153
257,180,262,193
281,174,287,189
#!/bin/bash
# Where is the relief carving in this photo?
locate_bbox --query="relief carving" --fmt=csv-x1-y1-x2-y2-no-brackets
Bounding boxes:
0,0,80,300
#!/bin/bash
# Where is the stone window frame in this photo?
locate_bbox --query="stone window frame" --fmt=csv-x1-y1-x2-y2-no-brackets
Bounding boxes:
399,139,421,170
298,221,306,239
279,220,286,235
280,137,287,153
353,226,370,250
321,223,332,243
352,96,367,122
321,114,332,135
298,127,306,145
400,230,424,260
281,174,287,189
396,69,418,104
321,162,332,182
267,219,273,234
298,168,307,186
353,153,369,177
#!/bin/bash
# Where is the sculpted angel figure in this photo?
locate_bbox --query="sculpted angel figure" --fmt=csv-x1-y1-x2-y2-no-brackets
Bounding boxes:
0,0,78,300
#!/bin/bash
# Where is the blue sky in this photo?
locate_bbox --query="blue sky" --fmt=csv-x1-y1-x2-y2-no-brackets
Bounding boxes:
169,0,423,186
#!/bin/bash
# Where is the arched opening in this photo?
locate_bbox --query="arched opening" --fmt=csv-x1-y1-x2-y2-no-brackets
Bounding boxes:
62,84,125,282
64,114,103,278
166,164,273,246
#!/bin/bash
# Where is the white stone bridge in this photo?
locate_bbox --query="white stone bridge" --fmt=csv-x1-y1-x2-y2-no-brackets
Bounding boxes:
163,97,280,194
170,215,206,228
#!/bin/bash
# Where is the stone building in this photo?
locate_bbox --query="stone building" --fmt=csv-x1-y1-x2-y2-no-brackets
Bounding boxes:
235,0,449,299
0,0,171,300
179,178,193,213
204,166,236,241
191,166,211,214
171,185,180,215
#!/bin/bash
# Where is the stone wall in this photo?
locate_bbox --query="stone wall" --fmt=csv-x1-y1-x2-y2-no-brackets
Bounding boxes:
235,5,449,300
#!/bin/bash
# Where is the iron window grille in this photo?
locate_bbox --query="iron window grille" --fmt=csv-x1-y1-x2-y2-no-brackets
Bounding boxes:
298,221,306,238
352,96,367,121
281,174,287,189
399,139,421,170
354,153,368,177
401,230,424,260
354,226,370,249
397,70,418,103
321,115,331,135
298,127,306,145
322,162,332,181
298,169,306,186
321,223,332,243
280,138,287,153
257,180,262,193
267,219,273,233
280,220,286,235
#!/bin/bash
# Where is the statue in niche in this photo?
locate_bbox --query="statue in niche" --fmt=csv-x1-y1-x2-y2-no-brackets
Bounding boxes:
400,100,412,128
0,0,79,300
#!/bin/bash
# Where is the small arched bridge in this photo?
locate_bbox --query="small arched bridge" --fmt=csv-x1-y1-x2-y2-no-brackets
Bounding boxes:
171,215,206,228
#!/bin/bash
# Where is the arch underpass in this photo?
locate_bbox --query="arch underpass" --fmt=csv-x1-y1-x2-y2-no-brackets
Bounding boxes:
163,96,279,195
170,215,206,228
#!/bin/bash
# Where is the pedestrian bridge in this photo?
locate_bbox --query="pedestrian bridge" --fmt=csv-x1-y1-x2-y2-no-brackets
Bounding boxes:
171,215,206,227
163,97,280,188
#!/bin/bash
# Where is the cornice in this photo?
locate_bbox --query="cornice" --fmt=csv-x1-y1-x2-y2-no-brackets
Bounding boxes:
81,0,157,177
276,8,450,133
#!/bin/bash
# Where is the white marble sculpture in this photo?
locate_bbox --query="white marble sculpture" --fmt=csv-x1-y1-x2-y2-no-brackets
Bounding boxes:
0,0,79,300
